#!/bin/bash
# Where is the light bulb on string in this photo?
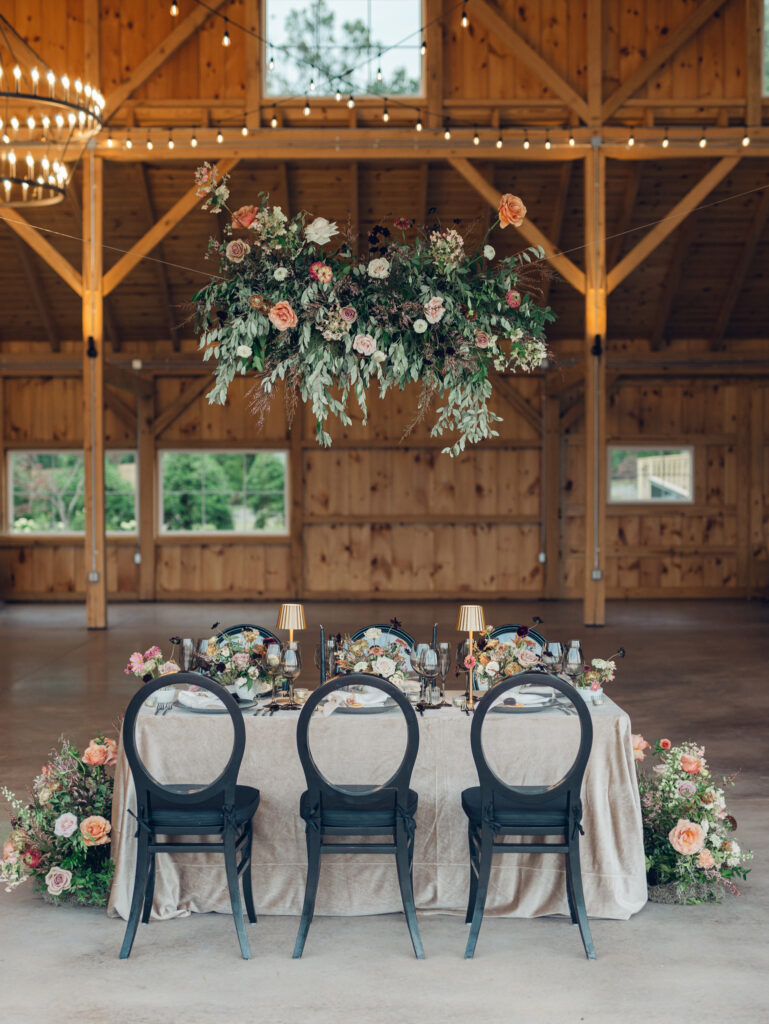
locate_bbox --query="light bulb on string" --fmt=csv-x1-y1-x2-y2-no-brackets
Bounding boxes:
168,132,174,150
443,123,451,141
170,0,179,14
303,98,311,116
627,130,635,147
523,133,530,150
106,133,113,148
415,111,423,132
496,133,503,149
382,101,389,123
544,134,551,150
309,77,316,92
217,128,223,143
698,127,707,149
270,107,278,128
222,20,231,47
125,132,133,150
473,127,480,146
420,36,426,56
742,130,750,147
376,62,383,82
241,124,248,136
190,132,198,147
146,133,153,150
661,128,669,149
268,49,275,71
335,87,342,102
461,5,469,28
347,94,355,109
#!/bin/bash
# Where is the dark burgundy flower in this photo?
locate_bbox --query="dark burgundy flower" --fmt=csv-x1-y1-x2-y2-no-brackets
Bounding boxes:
142,673,153,683
516,626,530,638
169,636,181,645
210,621,220,631
724,815,738,832
216,662,226,673
532,616,544,626
617,647,626,658
390,617,402,630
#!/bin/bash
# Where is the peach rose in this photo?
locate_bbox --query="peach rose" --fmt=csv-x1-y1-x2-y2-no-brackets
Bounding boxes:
80,815,111,847
697,848,715,870
498,193,527,229
82,742,108,767
668,819,705,857
268,300,298,331
2,839,16,860
231,205,258,229
680,754,702,775
632,734,650,761
103,738,119,767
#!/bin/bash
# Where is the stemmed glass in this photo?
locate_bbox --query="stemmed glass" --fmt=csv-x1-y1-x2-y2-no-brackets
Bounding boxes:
264,642,283,699
541,641,565,675
437,642,451,699
281,642,302,702
409,643,429,697
563,640,584,685
418,645,441,705
314,639,338,680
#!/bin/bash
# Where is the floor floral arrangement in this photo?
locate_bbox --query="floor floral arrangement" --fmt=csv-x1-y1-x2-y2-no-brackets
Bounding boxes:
192,164,554,456
1,735,117,905
633,736,752,903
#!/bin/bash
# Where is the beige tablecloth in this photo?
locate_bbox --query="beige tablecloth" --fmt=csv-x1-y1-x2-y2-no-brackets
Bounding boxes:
108,695,647,921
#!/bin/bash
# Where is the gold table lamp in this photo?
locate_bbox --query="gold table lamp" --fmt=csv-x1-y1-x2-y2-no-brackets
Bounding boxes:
457,604,485,708
276,602,306,643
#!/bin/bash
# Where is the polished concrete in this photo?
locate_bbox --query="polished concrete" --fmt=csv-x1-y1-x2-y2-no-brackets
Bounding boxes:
0,599,767,1024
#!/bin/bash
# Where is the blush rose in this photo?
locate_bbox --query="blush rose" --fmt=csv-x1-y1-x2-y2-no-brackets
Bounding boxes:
498,193,527,228
44,866,73,897
680,754,703,775
225,239,250,263
668,819,706,857
268,301,298,332
231,205,258,229
353,333,376,356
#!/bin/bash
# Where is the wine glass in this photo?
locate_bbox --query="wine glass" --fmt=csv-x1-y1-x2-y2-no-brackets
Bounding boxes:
563,640,584,685
410,643,429,697
418,645,441,704
541,641,565,675
264,642,283,698
314,638,338,680
281,642,302,702
437,642,451,698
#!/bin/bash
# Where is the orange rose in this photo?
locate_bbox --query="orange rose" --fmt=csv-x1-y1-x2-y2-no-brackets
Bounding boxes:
668,819,705,857
632,734,650,762
268,300,298,332
680,754,702,775
231,205,258,229
82,742,108,767
498,193,527,229
80,815,111,847
103,738,119,767
698,849,715,869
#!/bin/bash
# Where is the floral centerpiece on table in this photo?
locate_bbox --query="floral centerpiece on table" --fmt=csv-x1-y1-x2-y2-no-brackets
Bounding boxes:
192,164,554,456
469,626,542,690
196,629,273,697
1,735,117,905
124,644,180,682
334,629,411,688
633,735,752,904
578,648,626,692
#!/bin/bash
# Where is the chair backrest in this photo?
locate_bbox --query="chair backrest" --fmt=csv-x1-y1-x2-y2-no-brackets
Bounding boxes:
217,623,280,644
470,672,593,810
489,624,547,652
350,623,415,649
122,673,246,815
296,673,419,812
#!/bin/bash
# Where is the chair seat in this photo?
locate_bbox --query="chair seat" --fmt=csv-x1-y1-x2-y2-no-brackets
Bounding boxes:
149,784,260,829
300,786,418,828
461,786,568,829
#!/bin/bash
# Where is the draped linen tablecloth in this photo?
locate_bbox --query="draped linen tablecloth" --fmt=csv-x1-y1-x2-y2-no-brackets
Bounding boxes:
108,694,647,922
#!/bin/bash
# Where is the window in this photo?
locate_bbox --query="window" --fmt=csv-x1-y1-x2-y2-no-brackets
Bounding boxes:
9,451,137,534
765,0,769,94
608,447,694,504
159,451,288,534
265,0,422,96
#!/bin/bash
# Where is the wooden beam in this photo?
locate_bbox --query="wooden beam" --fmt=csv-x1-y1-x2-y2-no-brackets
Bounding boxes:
103,299,122,353
587,0,602,123
103,158,239,295
489,369,541,434
0,206,83,296
470,0,589,123
12,236,59,351
104,386,137,433
418,164,430,226
541,162,573,305
82,151,107,629
290,400,304,597
542,389,561,598
138,393,156,601
449,157,586,294
601,0,730,120
349,162,360,257
425,0,444,132
151,376,212,438
583,147,607,626
649,219,696,350
711,186,769,350
103,0,229,121
607,157,739,293
745,0,762,127
83,0,100,87
560,392,584,432
103,363,154,398
606,164,641,271
137,164,181,351
244,0,262,131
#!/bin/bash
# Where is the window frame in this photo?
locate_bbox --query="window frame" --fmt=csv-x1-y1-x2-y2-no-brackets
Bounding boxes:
157,447,290,538
6,448,139,537
262,0,426,100
606,444,695,506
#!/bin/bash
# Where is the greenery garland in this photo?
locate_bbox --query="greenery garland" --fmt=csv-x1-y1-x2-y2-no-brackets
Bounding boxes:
192,165,555,456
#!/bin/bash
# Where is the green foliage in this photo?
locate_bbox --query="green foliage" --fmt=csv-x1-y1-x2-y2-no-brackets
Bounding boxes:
160,452,235,531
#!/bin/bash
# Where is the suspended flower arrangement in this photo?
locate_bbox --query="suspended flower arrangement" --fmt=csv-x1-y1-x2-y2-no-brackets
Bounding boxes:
192,164,555,456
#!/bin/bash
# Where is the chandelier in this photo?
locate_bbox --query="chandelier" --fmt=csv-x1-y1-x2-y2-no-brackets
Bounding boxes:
0,15,104,206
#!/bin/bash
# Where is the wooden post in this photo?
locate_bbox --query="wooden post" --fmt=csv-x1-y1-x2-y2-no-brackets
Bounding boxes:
82,149,107,629
138,392,156,600
244,0,262,131
583,145,607,626
289,401,304,597
543,384,561,599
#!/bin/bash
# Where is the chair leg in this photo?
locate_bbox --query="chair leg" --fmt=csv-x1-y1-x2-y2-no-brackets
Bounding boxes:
120,832,150,959
564,850,578,924
293,828,322,959
242,823,257,925
141,850,156,924
566,840,596,960
223,829,251,960
395,825,425,960
465,827,494,959
465,823,479,924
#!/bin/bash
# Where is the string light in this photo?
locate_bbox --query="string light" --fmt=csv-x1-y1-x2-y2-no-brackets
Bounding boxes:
698,127,707,149
568,131,575,146
167,132,174,150
661,128,670,149
523,133,530,150
190,132,198,148
146,133,153,150
544,133,551,150
415,111,423,132
125,132,133,150
241,124,248,136
420,36,426,56
170,0,179,14
217,128,223,143
303,97,311,116
270,106,278,128
347,94,355,109
741,130,750,147
496,133,503,149
382,101,389,122
309,77,316,92
473,127,480,146
443,123,451,141
335,87,342,102
222,19,231,47
268,49,275,71
106,133,113,148
461,5,469,28
376,62,383,82
627,130,635,147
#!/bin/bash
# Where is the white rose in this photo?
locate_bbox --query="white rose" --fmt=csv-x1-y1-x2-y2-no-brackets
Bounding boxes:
236,344,252,358
423,296,446,324
248,666,259,678
353,661,367,673
305,217,339,246
486,660,500,674
236,676,249,687
413,319,428,334
371,656,396,678
273,267,288,281
372,350,386,363
367,257,390,279
483,244,495,260
364,628,382,641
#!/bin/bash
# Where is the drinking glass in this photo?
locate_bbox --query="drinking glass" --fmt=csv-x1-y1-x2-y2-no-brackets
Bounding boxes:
264,643,283,698
418,645,441,704
409,643,428,695
281,642,302,701
314,638,338,678
563,640,584,684
541,641,565,674
437,642,451,697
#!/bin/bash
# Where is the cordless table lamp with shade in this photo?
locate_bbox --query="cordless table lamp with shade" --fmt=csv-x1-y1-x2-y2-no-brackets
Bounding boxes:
276,603,306,642
457,604,485,708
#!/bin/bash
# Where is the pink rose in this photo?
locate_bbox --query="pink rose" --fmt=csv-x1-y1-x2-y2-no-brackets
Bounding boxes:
231,205,258,229
680,754,702,775
103,738,119,767
340,306,357,324
659,738,671,750
353,333,376,356
424,297,445,324
697,849,715,870
45,866,73,896
23,847,42,869
80,816,111,847
506,289,522,308
54,813,78,838
268,300,298,332
82,742,108,767
144,646,161,659
474,330,491,348
2,840,17,860
225,239,250,263
159,660,180,676
498,193,527,228
517,649,539,667
632,734,650,762
668,819,705,857
677,780,696,798
309,261,333,284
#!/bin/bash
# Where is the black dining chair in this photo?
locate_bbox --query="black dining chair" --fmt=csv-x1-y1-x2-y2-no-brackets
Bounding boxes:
217,622,280,644
119,673,260,960
462,671,595,960
350,623,416,648
293,673,424,959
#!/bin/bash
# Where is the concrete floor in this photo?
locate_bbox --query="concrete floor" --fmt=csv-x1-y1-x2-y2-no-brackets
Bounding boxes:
0,599,767,1024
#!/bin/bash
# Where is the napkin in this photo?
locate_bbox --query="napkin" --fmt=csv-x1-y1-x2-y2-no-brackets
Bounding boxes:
177,689,226,710
490,688,552,709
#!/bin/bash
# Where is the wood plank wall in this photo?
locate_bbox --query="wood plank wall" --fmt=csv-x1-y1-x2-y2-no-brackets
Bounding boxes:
1,369,767,601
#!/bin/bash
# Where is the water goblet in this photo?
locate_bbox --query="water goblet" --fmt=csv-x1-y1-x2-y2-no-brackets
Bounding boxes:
264,642,283,699
409,643,429,696
281,642,302,701
564,640,584,685
418,645,441,704
541,641,565,675
437,642,451,698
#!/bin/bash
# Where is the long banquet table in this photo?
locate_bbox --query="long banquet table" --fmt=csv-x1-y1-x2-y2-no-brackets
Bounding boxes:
109,693,647,922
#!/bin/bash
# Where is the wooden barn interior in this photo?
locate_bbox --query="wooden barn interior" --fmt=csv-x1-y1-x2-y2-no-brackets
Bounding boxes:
0,1,767,1020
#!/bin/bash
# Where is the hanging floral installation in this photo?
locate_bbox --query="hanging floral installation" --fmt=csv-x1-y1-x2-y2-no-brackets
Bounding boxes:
192,165,554,456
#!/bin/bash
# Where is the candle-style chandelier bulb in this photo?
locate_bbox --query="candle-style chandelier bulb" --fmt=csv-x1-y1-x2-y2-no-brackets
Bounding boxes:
461,5,469,28
170,0,179,14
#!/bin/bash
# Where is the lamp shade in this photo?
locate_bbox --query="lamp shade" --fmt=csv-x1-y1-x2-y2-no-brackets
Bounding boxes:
456,604,485,632
276,603,306,632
